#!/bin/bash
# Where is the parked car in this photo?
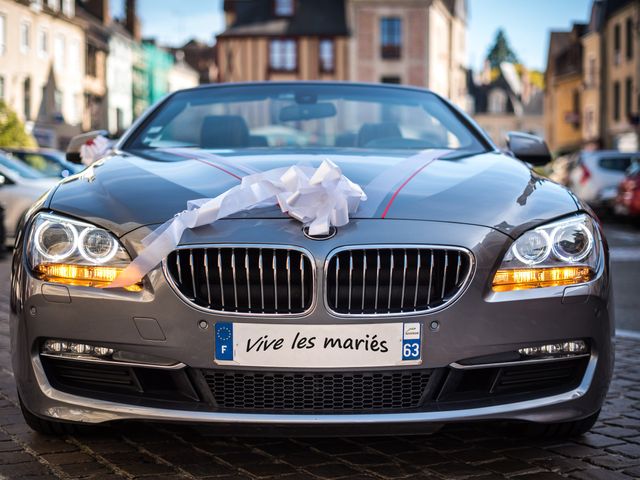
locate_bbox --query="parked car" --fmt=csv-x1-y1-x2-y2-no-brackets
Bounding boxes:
568,150,639,209
2,148,83,178
0,153,59,246
12,82,611,438
0,203,6,257
614,160,640,218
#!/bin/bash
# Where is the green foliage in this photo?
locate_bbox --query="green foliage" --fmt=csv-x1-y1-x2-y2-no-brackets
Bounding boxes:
0,101,37,148
486,29,519,69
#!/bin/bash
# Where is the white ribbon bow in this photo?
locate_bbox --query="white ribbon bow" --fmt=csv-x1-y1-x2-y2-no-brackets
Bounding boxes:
109,159,366,288
80,135,112,166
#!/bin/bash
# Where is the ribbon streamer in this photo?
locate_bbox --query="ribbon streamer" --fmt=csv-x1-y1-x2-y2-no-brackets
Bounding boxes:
108,159,366,288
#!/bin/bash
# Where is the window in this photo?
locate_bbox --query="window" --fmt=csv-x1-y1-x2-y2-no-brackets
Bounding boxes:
125,83,489,153
572,90,581,130
626,77,633,119
31,0,42,10
488,88,508,114
319,39,334,73
613,81,620,121
54,33,65,71
20,21,31,54
0,15,5,55
626,17,634,61
62,0,74,17
23,77,31,120
86,44,97,77
48,0,59,11
37,28,48,58
587,56,596,88
381,18,402,59
269,39,297,71
381,76,401,84
614,23,621,65
54,88,62,113
274,0,294,17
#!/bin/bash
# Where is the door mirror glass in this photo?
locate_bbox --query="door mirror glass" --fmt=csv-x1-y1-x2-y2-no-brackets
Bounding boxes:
506,132,552,167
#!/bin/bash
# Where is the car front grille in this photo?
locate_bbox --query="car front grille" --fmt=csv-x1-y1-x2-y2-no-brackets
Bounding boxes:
203,369,432,412
326,247,472,315
166,247,314,314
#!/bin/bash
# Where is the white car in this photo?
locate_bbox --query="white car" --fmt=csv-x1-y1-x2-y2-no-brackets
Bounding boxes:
0,154,59,246
568,150,639,208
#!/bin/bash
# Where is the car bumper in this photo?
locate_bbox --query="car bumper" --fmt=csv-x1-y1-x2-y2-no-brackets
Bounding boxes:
11,218,614,432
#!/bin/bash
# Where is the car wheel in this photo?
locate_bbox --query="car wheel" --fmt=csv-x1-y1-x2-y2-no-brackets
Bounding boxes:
515,410,601,439
19,395,86,436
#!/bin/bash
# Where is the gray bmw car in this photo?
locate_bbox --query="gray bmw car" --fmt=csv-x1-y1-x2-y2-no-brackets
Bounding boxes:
11,82,613,437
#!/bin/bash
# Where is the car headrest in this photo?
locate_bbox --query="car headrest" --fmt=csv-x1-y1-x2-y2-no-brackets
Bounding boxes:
357,122,402,147
200,115,250,149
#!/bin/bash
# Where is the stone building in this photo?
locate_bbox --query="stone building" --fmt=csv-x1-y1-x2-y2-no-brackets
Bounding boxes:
0,0,85,148
217,0,350,83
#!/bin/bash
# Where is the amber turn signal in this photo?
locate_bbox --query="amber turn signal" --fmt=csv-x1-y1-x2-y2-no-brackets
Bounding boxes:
35,264,142,292
492,266,594,292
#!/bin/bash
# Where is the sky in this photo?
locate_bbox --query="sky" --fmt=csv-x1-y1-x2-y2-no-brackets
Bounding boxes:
467,0,592,71
111,0,593,72
110,0,225,46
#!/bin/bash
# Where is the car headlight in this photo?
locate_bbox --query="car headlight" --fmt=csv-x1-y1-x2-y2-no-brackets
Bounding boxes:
27,212,141,291
492,214,600,292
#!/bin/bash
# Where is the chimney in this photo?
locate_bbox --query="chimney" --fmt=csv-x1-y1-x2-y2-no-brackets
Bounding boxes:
125,0,141,41
83,0,111,24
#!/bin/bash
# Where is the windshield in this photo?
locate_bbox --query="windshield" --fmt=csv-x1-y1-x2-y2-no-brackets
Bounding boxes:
125,84,488,154
0,154,46,179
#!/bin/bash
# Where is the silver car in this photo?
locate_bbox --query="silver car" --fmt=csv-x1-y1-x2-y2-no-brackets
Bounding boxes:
11,83,612,437
0,153,59,246
568,150,639,208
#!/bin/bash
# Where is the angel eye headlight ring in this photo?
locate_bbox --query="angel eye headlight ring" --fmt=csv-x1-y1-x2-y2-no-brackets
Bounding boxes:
78,227,120,264
511,229,551,265
551,222,594,263
34,220,79,261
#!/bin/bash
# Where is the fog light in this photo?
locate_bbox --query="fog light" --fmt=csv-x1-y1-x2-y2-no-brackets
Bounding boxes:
42,339,114,359
518,340,587,358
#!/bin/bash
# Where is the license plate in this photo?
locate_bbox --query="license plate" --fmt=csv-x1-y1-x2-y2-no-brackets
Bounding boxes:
214,322,422,368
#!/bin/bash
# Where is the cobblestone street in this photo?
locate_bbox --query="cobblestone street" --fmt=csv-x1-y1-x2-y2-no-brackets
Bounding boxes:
1,252,639,480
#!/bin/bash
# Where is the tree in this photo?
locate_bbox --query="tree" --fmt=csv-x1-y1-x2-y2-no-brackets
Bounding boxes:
0,101,36,148
486,29,519,69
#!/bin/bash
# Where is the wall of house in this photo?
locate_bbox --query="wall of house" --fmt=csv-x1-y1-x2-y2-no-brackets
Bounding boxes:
106,31,134,134
604,2,639,150
581,31,602,146
0,0,84,147
546,73,583,153
348,0,430,87
475,113,544,147
217,36,348,82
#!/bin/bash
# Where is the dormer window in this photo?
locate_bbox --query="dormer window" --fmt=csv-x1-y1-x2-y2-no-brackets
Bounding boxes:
274,0,294,17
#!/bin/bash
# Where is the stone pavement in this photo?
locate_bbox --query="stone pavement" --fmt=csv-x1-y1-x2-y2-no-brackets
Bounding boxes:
1,256,639,479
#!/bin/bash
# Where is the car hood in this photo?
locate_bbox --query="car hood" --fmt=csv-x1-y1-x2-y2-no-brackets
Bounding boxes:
47,149,579,238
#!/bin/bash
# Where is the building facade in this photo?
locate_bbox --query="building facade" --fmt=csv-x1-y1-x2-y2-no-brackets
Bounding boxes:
545,0,639,153
347,0,467,107
168,50,200,93
0,0,85,148
544,25,586,154
217,0,351,83
469,62,544,147
106,25,134,135
143,39,174,105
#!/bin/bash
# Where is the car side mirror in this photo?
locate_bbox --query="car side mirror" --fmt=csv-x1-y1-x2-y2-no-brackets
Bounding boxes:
66,130,109,164
506,132,552,167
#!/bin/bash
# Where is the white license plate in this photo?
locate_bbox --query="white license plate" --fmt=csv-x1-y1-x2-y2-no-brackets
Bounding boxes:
214,322,422,368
